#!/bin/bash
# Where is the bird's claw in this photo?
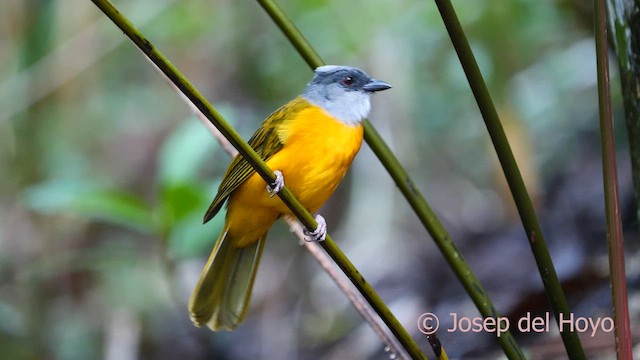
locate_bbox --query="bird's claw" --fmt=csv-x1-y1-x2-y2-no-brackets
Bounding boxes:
304,215,327,242
267,170,284,197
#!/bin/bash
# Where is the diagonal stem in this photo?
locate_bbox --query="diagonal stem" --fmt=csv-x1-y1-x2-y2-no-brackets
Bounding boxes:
433,0,585,358
255,0,524,358
594,0,633,358
89,0,426,359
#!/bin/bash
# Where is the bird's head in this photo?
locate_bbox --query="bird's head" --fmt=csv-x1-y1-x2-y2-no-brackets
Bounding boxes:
303,65,391,125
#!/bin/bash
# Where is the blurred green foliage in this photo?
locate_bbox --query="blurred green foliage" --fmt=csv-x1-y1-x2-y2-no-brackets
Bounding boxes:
0,0,636,359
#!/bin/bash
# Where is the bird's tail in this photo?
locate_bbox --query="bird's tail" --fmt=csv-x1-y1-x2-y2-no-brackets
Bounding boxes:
188,227,266,331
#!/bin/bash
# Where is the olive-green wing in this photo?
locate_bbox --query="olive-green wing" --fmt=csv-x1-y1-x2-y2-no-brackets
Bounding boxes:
203,97,309,223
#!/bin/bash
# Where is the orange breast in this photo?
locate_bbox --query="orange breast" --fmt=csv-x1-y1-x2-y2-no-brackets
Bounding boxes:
226,104,363,247
269,105,364,212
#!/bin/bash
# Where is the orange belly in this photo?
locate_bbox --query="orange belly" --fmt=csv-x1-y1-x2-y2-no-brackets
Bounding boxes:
226,105,364,247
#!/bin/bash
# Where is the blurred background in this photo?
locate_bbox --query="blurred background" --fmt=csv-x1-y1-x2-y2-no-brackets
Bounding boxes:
1,0,638,359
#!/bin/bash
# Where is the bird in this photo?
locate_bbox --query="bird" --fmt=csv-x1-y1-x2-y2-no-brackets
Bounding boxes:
188,65,391,331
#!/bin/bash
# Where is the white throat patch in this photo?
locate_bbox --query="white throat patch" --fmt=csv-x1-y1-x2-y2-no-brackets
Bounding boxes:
303,91,371,125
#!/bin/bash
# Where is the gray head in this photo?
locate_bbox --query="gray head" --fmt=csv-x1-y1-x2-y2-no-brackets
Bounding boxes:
302,65,391,125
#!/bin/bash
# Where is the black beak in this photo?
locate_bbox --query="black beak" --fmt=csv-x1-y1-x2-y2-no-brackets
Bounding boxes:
362,79,392,92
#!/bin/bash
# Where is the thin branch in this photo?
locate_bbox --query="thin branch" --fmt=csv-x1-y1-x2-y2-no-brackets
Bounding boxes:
594,1,633,358
433,0,585,358
254,0,522,358
148,56,409,360
89,1,426,359
289,220,409,360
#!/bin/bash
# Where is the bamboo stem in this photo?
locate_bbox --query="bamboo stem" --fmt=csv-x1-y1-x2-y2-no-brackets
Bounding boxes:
594,1,633,358
433,0,586,358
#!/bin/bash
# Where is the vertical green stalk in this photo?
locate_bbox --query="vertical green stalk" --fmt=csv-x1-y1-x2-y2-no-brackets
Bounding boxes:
594,1,633,358
90,1,426,359
255,0,525,359
432,0,585,358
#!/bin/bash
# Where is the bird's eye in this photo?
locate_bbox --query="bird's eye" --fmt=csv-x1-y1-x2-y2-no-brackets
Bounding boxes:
341,76,354,86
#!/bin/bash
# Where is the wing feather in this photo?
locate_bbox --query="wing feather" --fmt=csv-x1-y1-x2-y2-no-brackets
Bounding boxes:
203,97,309,223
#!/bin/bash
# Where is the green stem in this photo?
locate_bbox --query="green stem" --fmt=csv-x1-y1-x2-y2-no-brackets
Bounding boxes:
595,1,633,358
255,0,524,358
255,0,323,67
364,123,524,360
89,1,426,359
433,0,585,358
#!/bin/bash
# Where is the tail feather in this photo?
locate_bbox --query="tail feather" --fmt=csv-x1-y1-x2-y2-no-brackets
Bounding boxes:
189,227,266,331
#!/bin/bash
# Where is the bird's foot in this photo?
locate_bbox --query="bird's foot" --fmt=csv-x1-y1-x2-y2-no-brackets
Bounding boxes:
304,214,327,242
266,170,284,197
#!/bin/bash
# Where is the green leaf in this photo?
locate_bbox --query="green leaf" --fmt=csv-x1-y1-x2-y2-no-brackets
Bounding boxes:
22,179,100,213
154,180,224,258
167,209,225,259
73,190,153,232
159,181,205,223
157,118,219,186
22,180,153,232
